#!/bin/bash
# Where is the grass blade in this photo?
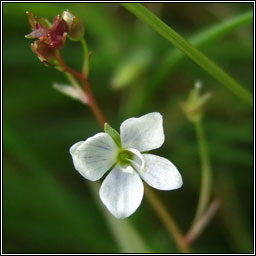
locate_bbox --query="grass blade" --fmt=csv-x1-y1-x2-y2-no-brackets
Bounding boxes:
121,3,253,106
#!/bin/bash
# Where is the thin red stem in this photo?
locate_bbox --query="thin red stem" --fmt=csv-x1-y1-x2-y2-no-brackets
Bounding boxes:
56,50,106,127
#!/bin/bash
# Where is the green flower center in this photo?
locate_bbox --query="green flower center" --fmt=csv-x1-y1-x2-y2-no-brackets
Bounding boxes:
117,150,134,166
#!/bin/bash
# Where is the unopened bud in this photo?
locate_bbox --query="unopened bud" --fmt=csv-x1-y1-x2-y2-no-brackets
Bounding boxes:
62,10,84,41
181,81,211,122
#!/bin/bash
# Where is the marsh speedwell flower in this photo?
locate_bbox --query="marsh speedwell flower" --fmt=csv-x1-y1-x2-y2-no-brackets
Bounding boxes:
70,112,183,218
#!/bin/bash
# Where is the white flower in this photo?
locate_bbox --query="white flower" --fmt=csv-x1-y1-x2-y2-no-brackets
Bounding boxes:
70,112,183,219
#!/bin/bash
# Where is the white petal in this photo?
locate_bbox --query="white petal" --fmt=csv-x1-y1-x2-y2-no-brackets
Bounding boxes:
139,154,183,190
69,133,119,181
120,112,165,152
99,166,144,219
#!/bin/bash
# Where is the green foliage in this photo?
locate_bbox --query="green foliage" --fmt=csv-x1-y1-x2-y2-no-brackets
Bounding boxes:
3,2,253,254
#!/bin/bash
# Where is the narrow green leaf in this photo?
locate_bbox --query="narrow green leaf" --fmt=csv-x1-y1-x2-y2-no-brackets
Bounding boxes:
145,10,253,104
104,123,122,147
121,3,253,106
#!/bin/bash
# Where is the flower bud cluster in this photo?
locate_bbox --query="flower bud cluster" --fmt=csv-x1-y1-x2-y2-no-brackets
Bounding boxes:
25,10,84,64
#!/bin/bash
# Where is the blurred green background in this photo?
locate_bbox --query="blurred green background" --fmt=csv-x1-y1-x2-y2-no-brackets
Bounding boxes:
3,2,253,253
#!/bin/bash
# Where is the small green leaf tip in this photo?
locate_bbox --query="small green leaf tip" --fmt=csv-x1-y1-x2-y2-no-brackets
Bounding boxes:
104,123,122,148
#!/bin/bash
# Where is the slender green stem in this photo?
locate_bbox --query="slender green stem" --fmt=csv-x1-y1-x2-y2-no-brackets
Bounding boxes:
64,72,89,104
192,120,212,224
64,72,82,90
121,3,253,106
80,37,90,77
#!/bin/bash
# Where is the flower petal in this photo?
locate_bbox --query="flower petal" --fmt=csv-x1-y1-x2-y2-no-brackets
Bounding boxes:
25,27,49,39
120,112,165,152
99,166,144,219
139,154,183,190
69,133,118,181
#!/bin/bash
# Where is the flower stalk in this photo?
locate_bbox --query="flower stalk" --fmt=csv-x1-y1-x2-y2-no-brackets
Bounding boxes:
184,199,220,245
80,37,90,77
181,82,218,244
192,119,212,224
55,50,106,127
144,185,190,253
